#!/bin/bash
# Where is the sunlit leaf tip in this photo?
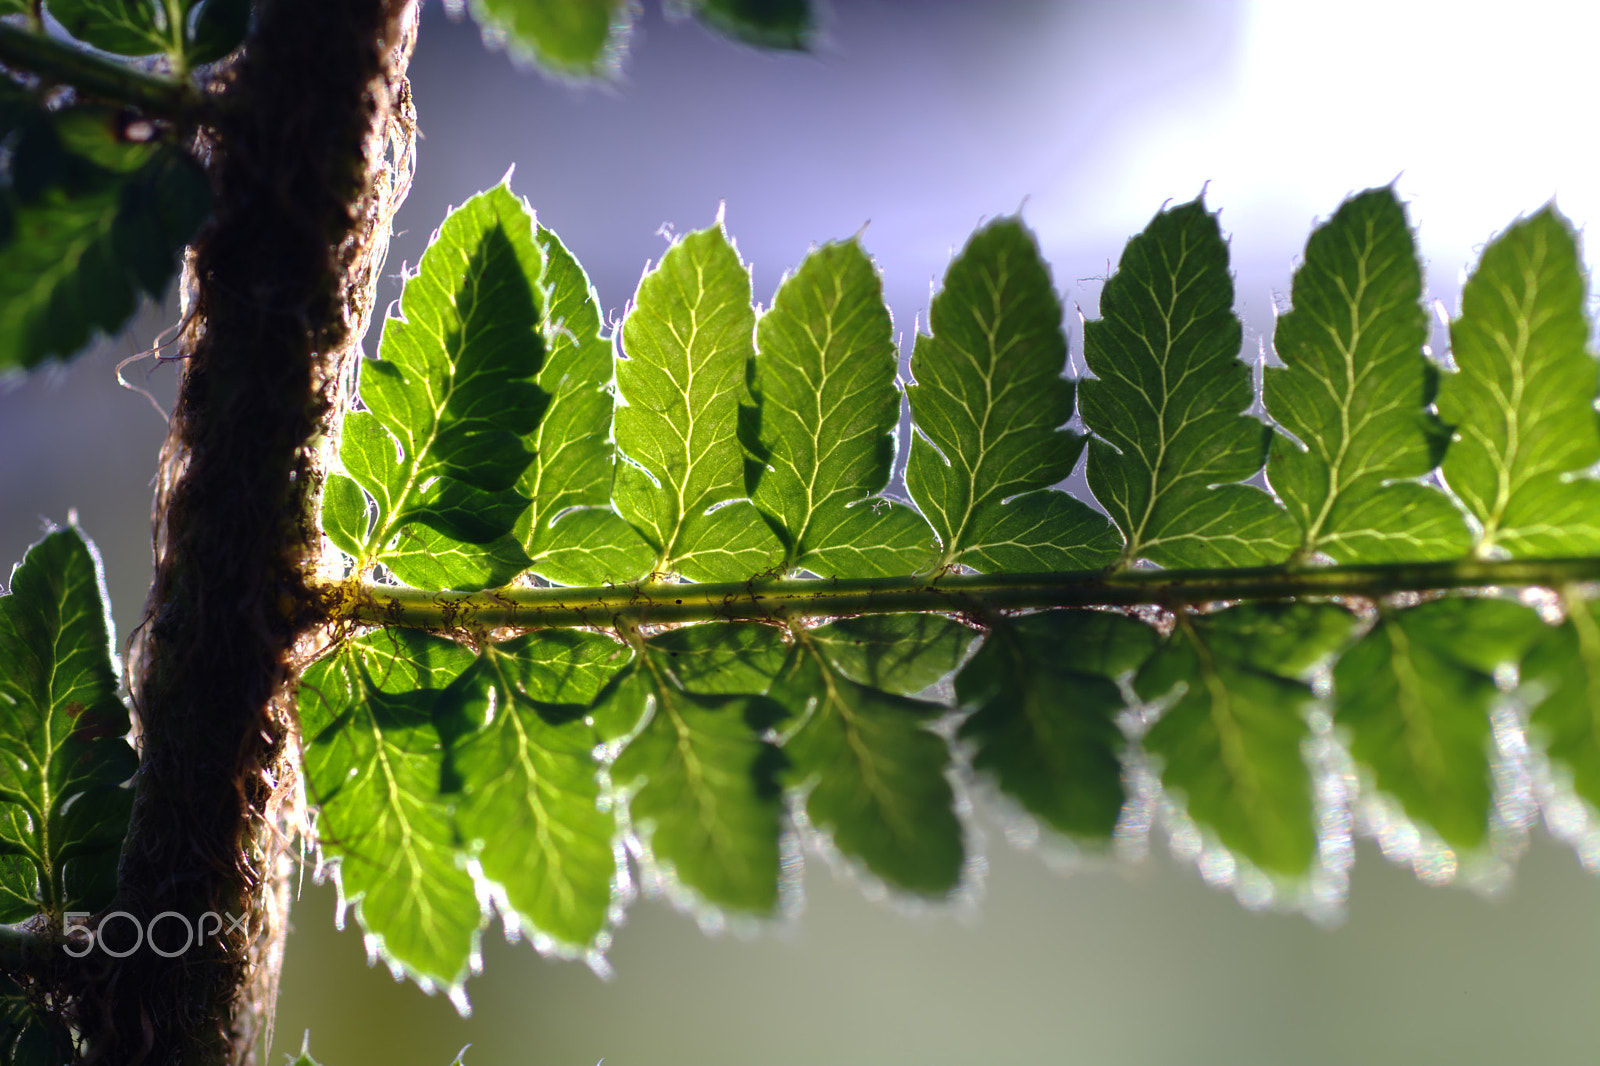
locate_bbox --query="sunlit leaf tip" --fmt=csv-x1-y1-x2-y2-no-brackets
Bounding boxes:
330,181,547,591
1438,204,1600,559
1263,185,1469,564
748,237,937,578
1081,196,1294,569
905,215,1118,574
464,0,634,77
614,218,783,582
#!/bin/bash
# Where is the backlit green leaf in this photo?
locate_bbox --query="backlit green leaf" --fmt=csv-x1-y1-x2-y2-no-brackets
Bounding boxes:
1335,598,1543,851
466,0,631,77
613,221,783,581
1082,198,1295,568
749,239,936,577
0,108,209,372
959,610,1157,841
299,631,481,993
441,631,628,952
689,0,813,50
774,633,963,896
1524,598,1600,814
0,527,135,923
1438,207,1600,556
1140,603,1355,875
335,183,545,590
601,633,787,912
1265,187,1469,563
516,226,652,585
905,217,1118,572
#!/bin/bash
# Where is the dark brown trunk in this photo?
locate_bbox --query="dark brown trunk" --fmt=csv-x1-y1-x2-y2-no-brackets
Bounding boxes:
72,2,417,1061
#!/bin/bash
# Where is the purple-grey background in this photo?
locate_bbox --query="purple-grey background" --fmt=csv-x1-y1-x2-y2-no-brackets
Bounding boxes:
3,2,1599,1062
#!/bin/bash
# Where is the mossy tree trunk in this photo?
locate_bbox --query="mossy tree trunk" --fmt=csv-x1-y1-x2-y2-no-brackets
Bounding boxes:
68,2,418,1061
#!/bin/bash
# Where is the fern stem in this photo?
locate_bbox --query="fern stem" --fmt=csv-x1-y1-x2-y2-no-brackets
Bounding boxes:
0,22,203,121
327,555,1600,631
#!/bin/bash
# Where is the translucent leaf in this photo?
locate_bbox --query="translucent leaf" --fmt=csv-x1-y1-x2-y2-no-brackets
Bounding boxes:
774,637,963,896
600,646,787,913
1139,603,1356,875
45,0,242,66
748,239,936,577
334,183,545,590
515,226,652,585
466,0,631,77
959,610,1157,841
0,108,209,372
808,613,974,696
1334,598,1544,851
439,631,629,952
0,526,136,923
321,473,369,562
1438,207,1600,556
1265,187,1469,563
688,0,813,50
1524,599,1600,814
1081,198,1296,568
299,631,481,992
905,217,1118,572
613,221,783,581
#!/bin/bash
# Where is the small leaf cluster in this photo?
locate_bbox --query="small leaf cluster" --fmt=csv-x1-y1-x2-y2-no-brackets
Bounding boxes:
300,176,1600,1000
459,0,813,77
0,0,229,374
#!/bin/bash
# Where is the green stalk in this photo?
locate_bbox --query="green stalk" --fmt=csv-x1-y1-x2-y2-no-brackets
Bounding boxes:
0,22,202,120
326,555,1600,632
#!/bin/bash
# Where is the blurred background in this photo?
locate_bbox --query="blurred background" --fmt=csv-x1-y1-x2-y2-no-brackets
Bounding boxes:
6,1,1600,1062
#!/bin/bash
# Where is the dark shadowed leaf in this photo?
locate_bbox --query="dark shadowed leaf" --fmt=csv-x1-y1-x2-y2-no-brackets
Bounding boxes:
333,183,544,590
774,635,962,896
1335,598,1543,851
1525,598,1600,815
601,665,786,913
1140,603,1355,875
46,0,245,67
959,610,1156,841
0,108,209,372
0,527,135,923
690,0,813,50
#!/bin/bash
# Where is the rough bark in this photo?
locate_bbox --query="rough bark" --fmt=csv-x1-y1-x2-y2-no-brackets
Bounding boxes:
71,2,418,1062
